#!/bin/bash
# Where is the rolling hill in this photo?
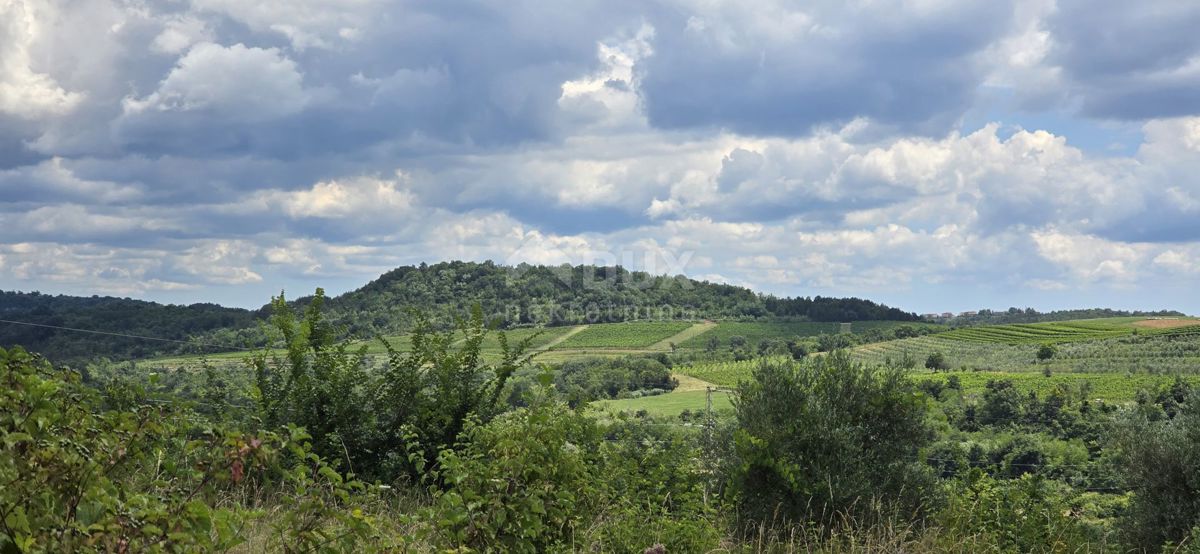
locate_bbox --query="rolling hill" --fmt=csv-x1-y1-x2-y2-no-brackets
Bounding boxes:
0,260,920,363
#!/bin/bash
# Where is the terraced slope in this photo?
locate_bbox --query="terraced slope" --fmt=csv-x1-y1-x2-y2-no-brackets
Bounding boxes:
851,332,1200,373
938,317,1200,345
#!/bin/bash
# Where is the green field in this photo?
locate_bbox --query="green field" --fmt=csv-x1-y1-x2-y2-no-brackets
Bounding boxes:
553,321,694,349
603,360,1200,418
592,389,734,417
677,320,944,349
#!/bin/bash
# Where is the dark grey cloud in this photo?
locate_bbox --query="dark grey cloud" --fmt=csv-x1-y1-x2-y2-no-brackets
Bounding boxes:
635,0,1016,137
1046,0,1200,120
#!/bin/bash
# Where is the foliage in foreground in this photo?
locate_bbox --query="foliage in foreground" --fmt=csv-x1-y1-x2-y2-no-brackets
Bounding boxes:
252,289,537,482
10,292,1200,552
0,346,387,552
433,384,719,552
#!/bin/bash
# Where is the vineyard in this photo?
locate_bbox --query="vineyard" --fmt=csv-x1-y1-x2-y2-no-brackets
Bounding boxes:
675,355,792,388
553,321,694,349
851,332,1200,374
677,320,945,349
917,370,1200,401
938,317,1200,345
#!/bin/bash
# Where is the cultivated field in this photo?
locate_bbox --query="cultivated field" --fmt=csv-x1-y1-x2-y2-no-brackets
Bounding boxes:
552,321,694,349
676,320,944,349
599,317,1200,417
937,317,1200,345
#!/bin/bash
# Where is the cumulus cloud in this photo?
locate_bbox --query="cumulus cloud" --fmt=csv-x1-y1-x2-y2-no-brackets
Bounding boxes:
0,0,83,118
123,42,313,121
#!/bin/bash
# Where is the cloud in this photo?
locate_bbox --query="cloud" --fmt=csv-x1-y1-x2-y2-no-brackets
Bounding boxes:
192,0,382,51
1031,229,1145,283
0,0,84,118
635,0,1017,136
274,174,415,219
122,42,313,121
1044,0,1200,119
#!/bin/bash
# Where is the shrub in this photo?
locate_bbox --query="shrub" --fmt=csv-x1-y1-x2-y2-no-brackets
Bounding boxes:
433,395,598,553
252,291,537,482
728,353,937,529
1114,392,1200,551
0,346,382,552
925,351,949,371
938,470,1096,551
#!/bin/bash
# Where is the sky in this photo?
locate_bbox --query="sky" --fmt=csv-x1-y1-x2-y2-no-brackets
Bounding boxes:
1,0,1200,314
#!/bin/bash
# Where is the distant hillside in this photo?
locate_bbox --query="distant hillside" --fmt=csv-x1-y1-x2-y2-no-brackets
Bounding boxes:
949,307,1187,326
1,260,920,363
0,291,261,364
312,261,922,337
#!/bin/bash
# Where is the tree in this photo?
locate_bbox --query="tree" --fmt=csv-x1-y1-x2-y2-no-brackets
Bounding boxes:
728,353,936,528
1036,343,1056,361
979,379,1024,427
705,336,721,353
1115,392,1200,551
925,351,950,371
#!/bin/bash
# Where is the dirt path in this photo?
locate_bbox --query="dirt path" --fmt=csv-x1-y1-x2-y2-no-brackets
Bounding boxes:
648,321,718,351
672,372,717,392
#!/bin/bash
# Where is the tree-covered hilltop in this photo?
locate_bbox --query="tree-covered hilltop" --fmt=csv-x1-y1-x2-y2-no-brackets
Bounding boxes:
0,260,922,363
311,261,922,337
0,291,262,363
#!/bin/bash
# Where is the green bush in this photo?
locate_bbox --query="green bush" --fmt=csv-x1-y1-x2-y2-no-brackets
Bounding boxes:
252,291,537,482
938,470,1098,551
0,346,383,552
432,390,599,552
1114,392,1200,551
728,352,938,529
551,356,676,406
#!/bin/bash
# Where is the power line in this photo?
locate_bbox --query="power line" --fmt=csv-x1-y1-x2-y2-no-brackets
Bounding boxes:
0,318,256,352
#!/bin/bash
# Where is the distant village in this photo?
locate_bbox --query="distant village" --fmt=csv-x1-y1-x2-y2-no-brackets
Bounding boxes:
922,311,978,320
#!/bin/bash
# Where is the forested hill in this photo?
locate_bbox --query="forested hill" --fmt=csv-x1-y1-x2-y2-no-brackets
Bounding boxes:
0,291,261,363
312,261,920,337
0,260,919,363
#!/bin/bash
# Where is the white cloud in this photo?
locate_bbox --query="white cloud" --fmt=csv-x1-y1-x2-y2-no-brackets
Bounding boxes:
123,42,313,121
174,240,263,285
277,174,415,219
0,0,83,117
152,15,213,54
1031,229,1146,282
